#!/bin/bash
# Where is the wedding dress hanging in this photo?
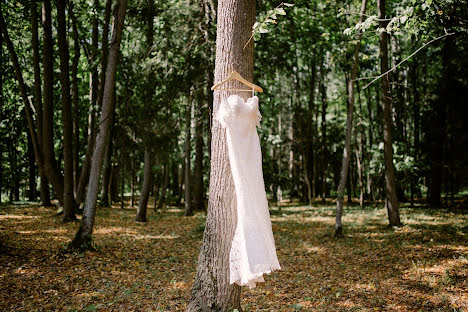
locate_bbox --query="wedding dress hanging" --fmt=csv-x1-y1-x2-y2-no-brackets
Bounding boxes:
216,94,281,289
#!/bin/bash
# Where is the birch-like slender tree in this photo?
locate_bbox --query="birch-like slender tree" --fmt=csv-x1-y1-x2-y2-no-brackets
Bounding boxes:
335,0,367,237
70,0,128,249
377,0,401,226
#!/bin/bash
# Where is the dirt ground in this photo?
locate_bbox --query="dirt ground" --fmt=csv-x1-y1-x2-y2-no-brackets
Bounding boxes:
0,200,467,311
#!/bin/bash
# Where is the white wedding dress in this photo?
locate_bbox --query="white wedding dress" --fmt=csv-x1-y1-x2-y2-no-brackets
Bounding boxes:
216,94,281,289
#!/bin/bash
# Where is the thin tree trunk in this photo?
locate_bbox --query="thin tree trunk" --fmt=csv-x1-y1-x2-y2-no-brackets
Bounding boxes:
70,0,128,250
75,0,100,207
136,150,152,222
378,0,401,226
0,35,2,204
31,2,45,204
0,7,46,205
27,127,36,201
97,0,113,111
320,77,327,202
193,89,206,211
187,0,255,309
184,89,193,217
120,140,125,209
71,3,80,198
100,123,114,207
335,0,367,237
42,0,67,206
57,0,77,221
157,165,169,209
130,156,135,208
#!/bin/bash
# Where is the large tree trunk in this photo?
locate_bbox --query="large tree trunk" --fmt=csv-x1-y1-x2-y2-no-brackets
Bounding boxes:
377,0,401,226
335,0,367,237
57,0,77,222
135,150,152,222
70,0,128,250
187,0,255,310
184,89,193,217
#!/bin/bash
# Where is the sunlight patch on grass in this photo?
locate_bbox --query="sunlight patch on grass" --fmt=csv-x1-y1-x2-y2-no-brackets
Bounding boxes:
0,214,39,220
129,234,179,240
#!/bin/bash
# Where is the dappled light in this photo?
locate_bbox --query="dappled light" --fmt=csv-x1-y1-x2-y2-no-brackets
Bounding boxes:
1,202,466,311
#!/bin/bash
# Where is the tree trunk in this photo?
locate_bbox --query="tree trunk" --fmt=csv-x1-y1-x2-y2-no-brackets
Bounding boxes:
8,137,19,202
378,0,401,226
70,3,80,198
27,127,36,201
320,76,327,202
96,0,113,111
193,89,206,211
31,1,51,207
57,0,77,222
184,89,193,217
0,34,2,204
120,140,125,209
0,7,46,205
75,0,100,207
136,149,152,222
70,0,128,250
157,165,169,209
335,0,367,237
42,0,67,206
100,123,114,207
187,0,255,310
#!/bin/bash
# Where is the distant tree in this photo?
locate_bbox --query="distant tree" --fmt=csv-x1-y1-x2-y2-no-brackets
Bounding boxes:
377,0,401,226
335,0,367,237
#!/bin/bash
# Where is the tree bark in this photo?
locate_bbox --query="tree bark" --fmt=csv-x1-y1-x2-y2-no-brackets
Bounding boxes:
57,0,77,221
27,127,37,201
0,7,45,205
42,0,67,206
0,34,2,204
75,0,100,207
70,2,81,198
184,89,193,217
335,0,367,237
193,88,206,211
187,0,255,310
136,150,152,222
157,164,169,209
96,0,113,111
100,123,114,207
378,0,401,226
320,76,327,202
31,2,49,205
70,0,128,250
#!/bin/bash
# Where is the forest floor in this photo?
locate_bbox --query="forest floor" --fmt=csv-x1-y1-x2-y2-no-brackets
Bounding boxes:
0,198,467,312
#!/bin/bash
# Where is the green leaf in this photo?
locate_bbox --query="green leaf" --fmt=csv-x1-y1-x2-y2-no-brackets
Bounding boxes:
276,7,286,15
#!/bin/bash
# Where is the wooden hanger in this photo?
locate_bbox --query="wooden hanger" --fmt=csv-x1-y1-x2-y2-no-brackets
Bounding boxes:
211,70,263,93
